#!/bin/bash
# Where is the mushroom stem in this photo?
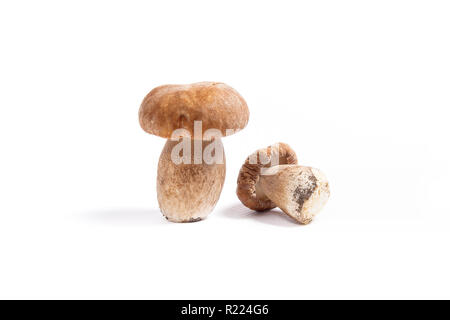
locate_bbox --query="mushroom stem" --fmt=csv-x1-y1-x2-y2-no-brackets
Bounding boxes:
157,139,226,222
258,165,330,224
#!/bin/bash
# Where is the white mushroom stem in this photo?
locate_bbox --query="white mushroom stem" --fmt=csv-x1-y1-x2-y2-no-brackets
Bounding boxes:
258,165,330,224
156,139,226,222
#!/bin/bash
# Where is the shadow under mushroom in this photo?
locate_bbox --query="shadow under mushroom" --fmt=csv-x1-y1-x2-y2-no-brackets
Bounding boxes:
219,203,302,227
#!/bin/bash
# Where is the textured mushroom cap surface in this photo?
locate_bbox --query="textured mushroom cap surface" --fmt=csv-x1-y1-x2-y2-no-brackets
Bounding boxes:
259,165,330,224
157,139,226,222
139,82,249,139
236,143,298,211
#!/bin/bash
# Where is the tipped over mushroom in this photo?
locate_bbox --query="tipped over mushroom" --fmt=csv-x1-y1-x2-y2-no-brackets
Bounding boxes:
139,82,249,222
237,143,330,224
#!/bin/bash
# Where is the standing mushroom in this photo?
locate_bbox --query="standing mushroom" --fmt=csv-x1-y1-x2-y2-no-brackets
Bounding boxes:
139,82,249,222
237,143,330,224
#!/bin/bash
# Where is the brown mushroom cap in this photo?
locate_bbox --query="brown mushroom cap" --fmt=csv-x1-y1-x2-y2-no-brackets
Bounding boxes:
139,82,249,139
236,143,298,211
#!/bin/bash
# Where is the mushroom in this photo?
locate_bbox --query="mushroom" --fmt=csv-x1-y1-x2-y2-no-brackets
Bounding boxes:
236,143,298,211
139,82,249,222
237,143,330,224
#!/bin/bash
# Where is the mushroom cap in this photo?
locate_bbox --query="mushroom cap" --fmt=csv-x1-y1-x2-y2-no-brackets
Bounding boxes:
236,143,298,211
139,82,249,139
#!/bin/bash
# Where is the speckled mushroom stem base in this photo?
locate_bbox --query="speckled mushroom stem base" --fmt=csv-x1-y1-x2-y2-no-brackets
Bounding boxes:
259,165,330,224
157,139,226,222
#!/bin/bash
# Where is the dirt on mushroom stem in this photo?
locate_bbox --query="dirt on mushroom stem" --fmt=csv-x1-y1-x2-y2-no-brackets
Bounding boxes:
258,165,330,224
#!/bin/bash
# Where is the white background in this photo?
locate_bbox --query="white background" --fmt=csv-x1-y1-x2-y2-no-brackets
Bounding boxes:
0,0,449,299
